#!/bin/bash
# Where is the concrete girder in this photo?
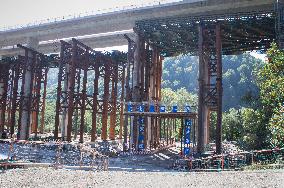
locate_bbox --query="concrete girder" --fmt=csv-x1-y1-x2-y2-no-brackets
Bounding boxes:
0,0,274,49
0,31,135,56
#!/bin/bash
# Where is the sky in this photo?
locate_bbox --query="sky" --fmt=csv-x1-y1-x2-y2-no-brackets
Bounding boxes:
0,0,179,51
0,0,178,29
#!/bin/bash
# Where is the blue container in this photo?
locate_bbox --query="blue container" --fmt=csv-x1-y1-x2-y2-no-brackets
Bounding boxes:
185,106,191,113
137,105,145,112
160,106,166,112
172,106,178,113
149,105,155,112
127,104,133,112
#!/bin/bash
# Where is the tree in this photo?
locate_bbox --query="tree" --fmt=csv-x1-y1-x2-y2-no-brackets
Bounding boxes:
162,53,263,111
161,88,197,111
256,43,284,148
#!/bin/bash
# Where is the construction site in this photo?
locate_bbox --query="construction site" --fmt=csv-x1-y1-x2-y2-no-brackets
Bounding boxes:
0,0,284,187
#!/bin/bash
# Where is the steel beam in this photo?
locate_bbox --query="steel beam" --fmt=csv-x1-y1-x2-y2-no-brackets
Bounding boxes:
91,60,100,142
101,62,110,141
109,64,118,140
215,23,223,154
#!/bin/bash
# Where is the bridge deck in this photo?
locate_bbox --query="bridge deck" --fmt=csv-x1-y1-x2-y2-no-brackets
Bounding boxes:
0,0,276,56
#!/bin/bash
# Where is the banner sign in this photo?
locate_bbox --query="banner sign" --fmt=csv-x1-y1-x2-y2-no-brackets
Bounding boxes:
184,119,192,156
138,104,145,150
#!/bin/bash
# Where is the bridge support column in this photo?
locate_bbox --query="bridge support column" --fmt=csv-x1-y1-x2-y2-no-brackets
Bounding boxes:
119,66,126,140
215,24,223,154
91,62,99,142
0,64,9,136
197,24,223,154
132,33,144,149
123,35,134,151
19,37,39,140
101,62,110,141
109,64,118,140
197,24,207,154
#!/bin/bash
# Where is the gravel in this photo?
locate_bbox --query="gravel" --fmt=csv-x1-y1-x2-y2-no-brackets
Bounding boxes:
0,168,283,188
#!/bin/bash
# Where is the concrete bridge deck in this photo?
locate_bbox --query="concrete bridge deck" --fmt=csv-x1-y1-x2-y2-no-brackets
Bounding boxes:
0,0,275,56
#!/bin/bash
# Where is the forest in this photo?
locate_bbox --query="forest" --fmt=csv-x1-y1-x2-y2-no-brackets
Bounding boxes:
43,43,284,150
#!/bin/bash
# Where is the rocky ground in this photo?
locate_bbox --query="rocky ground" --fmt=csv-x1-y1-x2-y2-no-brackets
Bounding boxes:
1,141,284,187
0,167,283,188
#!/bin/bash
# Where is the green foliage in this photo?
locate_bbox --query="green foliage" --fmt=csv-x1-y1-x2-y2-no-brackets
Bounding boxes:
241,108,268,150
268,105,284,148
163,53,263,111
43,100,56,132
161,87,197,110
210,108,268,150
222,108,243,142
256,43,284,148
257,43,284,110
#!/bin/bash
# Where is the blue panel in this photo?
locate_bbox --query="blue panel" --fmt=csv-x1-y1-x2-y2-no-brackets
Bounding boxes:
184,138,191,144
185,119,192,126
127,104,133,112
139,135,144,141
138,105,145,112
139,117,145,124
149,105,155,112
172,106,178,113
185,127,191,134
184,147,190,155
139,126,145,132
160,106,166,112
138,144,144,149
185,106,191,113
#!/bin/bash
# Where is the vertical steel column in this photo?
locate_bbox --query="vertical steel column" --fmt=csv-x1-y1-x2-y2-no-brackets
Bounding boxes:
0,65,9,135
123,36,134,150
66,41,78,142
133,34,141,149
6,67,14,134
91,58,100,142
197,23,222,154
101,61,110,141
216,24,223,154
40,68,48,133
79,56,88,143
73,69,81,140
55,42,66,139
119,66,126,139
109,63,118,140
197,24,205,154
140,41,145,101
144,44,150,101
31,56,43,136
18,48,36,140
149,46,157,148
10,65,20,136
